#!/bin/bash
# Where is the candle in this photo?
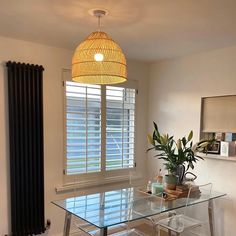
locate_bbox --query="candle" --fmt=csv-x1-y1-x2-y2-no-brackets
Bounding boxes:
151,183,164,195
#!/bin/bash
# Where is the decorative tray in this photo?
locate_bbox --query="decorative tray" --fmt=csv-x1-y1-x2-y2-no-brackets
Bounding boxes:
138,185,200,201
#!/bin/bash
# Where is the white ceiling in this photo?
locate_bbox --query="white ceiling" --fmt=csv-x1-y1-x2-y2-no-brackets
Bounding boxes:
1,0,236,61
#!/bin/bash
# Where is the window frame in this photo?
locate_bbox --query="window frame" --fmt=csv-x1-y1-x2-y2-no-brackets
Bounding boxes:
63,79,139,184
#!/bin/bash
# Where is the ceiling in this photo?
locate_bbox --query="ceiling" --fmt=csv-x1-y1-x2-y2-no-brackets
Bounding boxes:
1,0,236,61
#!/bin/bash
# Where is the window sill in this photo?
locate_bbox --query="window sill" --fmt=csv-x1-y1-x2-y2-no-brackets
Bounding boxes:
55,174,142,193
199,153,236,162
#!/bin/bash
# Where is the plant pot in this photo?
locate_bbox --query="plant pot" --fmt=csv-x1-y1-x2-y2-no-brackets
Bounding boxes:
164,174,178,190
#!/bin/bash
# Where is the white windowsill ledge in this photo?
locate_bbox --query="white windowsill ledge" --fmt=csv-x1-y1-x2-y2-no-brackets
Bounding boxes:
199,153,236,162
55,174,142,193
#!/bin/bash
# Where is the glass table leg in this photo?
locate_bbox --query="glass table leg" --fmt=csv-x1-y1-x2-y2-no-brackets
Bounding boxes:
63,212,72,236
208,199,215,236
100,227,108,236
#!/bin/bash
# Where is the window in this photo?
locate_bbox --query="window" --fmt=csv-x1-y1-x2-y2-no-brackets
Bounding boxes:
106,86,135,170
65,81,136,175
65,82,101,174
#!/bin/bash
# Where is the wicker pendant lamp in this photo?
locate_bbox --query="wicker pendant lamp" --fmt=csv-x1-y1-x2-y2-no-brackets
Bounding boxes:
72,9,127,84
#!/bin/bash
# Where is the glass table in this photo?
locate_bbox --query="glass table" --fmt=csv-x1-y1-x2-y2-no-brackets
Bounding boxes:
52,187,226,236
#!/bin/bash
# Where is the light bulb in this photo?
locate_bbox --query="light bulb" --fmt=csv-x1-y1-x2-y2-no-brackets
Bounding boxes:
94,53,104,62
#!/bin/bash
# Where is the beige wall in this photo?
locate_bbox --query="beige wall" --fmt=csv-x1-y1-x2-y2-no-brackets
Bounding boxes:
0,36,149,235
148,46,236,236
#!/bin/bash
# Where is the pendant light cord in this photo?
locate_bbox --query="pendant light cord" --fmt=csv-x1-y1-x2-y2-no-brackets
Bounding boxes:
93,9,106,32
98,15,101,32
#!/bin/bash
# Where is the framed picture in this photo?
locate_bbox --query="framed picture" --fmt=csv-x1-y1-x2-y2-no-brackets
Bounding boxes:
206,141,221,154
220,141,229,157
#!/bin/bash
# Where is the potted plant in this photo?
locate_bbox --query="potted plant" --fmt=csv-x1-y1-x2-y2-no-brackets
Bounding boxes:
147,122,212,189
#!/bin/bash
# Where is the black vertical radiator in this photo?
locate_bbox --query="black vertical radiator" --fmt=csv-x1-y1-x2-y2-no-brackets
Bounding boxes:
6,61,45,236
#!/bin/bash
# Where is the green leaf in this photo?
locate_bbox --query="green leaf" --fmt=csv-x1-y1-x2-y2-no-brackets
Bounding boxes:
154,130,161,141
146,147,156,152
197,141,209,148
157,156,169,161
152,131,158,143
188,130,193,141
160,135,166,145
195,155,204,160
153,121,158,131
182,137,187,146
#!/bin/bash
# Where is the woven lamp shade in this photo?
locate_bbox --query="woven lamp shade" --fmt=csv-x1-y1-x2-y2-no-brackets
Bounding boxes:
72,31,127,84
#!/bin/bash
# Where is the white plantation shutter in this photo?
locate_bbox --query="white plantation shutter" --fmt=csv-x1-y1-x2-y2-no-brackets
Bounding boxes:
65,81,136,175
106,86,135,170
65,81,101,174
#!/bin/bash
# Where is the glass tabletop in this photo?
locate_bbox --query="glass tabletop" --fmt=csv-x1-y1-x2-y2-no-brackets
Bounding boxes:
52,187,226,229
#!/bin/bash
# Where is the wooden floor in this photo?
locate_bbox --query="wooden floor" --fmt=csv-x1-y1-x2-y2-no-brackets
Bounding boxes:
134,222,168,236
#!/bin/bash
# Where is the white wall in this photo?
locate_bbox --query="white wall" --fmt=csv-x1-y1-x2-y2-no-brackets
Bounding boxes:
0,36,149,235
148,46,236,236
